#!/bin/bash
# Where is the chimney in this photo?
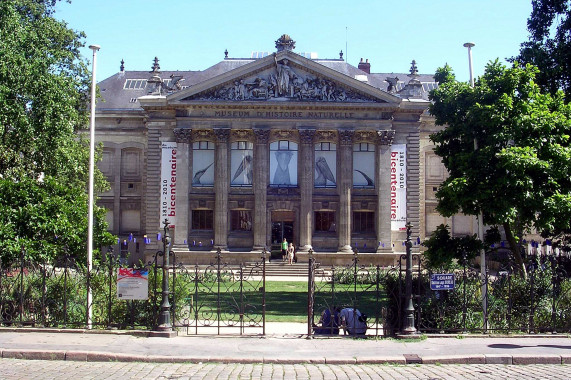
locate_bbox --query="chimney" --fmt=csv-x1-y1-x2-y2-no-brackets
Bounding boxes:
358,58,370,74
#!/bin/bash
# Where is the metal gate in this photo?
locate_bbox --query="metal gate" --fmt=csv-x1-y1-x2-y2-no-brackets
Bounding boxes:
307,250,399,337
170,249,266,335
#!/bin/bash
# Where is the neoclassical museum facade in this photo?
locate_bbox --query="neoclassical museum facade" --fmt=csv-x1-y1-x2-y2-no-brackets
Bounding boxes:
94,35,475,265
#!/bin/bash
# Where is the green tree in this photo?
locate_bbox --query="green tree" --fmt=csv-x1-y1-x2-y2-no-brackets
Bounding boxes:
429,61,571,276
0,0,114,264
513,0,571,101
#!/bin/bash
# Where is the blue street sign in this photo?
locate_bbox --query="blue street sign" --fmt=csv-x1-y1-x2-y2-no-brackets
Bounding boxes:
430,273,455,290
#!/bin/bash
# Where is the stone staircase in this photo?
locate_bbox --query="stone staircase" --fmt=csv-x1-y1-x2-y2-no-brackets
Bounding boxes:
245,260,309,278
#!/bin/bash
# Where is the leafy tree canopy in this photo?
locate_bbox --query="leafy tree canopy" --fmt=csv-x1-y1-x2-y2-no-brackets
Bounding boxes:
429,61,571,275
422,224,483,270
513,0,571,101
0,0,114,264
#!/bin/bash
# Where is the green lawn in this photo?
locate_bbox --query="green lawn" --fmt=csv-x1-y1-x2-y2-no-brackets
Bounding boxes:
178,280,387,323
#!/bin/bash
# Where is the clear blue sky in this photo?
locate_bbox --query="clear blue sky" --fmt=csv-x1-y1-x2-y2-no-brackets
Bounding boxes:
55,0,533,83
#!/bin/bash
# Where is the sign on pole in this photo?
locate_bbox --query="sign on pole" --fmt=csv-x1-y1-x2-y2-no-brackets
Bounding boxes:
430,273,455,290
117,268,149,300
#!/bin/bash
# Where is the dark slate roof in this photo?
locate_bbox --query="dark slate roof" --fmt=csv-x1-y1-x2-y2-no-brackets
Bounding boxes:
97,56,436,111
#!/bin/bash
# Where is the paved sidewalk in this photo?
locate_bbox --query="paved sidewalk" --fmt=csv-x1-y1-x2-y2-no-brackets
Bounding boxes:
0,324,569,365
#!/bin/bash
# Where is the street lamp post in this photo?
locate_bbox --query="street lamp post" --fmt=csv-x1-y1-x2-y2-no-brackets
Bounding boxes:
401,221,417,335
87,44,100,330
464,41,488,331
153,218,177,337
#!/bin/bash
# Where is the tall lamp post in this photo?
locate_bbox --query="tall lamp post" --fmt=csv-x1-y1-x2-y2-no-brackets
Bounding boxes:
153,218,177,337
87,44,100,329
464,42,487,330
401,221,417,335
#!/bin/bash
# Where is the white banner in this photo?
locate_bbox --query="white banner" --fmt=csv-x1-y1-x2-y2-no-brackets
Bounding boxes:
390,144,407,231
161,142,177,228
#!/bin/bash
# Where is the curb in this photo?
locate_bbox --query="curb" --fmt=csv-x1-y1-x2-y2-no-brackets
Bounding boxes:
0,349,568,365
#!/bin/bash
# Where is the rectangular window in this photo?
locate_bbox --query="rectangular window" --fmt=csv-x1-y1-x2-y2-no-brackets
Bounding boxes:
123,79,147,90
353,211,375,233
192,210,213,230
231,210,252,231
315,211,336,232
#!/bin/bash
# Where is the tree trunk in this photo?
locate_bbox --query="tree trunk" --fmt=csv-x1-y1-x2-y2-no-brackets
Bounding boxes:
503,222,527,279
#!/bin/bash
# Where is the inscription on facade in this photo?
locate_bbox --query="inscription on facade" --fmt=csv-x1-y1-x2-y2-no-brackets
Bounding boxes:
212,110,358,119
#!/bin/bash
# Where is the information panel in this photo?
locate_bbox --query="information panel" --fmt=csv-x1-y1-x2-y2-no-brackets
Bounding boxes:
117,268,149,300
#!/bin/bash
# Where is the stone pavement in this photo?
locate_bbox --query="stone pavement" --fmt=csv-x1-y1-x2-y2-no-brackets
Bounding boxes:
0,323,569,366
1,360,570,379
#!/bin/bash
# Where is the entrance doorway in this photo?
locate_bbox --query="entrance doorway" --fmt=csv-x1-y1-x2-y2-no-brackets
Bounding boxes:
271,211,295,260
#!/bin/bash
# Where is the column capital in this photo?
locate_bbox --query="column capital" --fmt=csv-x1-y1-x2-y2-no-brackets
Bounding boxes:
214,128,231,143
298,128,316,144
377,129,396,145
173,128,192,143
253,128,271,144
338,129,355,146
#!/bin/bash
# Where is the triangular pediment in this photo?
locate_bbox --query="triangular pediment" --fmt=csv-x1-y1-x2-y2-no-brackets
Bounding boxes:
167,50,400,105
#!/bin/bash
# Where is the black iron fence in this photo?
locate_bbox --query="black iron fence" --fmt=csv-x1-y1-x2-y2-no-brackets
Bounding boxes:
398,251,571,334
0,247,266,335
3,244,571,336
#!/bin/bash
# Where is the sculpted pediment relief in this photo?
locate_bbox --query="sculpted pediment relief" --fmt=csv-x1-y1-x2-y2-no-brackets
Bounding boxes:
172,53,393,104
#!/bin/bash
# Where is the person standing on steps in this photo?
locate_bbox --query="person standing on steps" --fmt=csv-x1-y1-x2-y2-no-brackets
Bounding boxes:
287,242,295,265
281,238,288,262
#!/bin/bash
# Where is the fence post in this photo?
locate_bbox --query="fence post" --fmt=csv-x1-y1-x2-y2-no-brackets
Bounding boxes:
551,256,558,334
307,248,314,338
63,248,68,328
462,252,467,333
107,246,114,329
262,248,267,336
216,247,221,335
19,246,24,325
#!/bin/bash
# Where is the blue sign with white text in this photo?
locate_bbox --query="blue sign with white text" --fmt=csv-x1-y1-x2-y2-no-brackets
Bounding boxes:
430,273,455,290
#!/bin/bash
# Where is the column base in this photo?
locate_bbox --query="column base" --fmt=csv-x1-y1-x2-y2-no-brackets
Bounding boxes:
297,245,313,252
337,245,354,254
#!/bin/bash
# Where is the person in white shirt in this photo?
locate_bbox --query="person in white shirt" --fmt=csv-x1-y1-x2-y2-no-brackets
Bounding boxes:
339,307,367,336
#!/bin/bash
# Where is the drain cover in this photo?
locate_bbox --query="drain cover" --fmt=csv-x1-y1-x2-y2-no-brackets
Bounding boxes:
404,354,422,364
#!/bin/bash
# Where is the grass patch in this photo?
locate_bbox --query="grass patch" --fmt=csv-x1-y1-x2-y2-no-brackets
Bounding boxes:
178,280,389,323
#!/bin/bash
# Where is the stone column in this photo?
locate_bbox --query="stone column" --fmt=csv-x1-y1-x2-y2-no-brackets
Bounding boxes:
173,128,192,248
253,128,270,250
337,129,354,253
298,128,315,252
376,129,395,253
213,128,230,251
